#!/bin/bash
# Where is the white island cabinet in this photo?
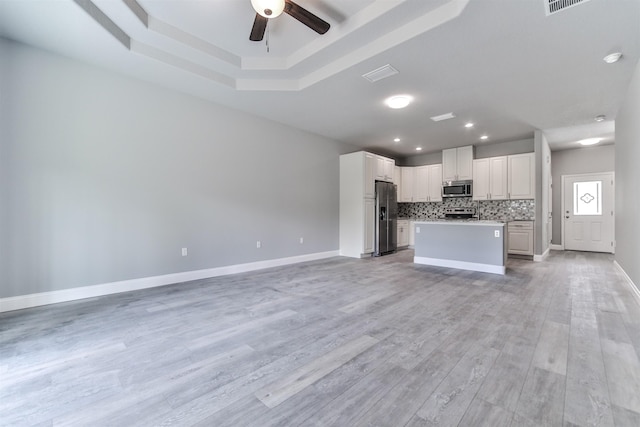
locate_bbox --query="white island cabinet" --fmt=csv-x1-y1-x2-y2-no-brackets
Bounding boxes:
413,221,506,275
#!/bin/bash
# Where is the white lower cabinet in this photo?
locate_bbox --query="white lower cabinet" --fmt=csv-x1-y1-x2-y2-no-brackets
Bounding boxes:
507,221,534,255
364,198,376,254
397,220,409,247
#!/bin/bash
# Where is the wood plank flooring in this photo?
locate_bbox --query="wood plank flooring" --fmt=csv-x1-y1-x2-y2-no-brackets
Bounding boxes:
2,250,640,426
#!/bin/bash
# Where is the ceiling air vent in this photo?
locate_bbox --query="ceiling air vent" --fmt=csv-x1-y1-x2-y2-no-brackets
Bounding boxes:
362,64,399,83
545,0,591,16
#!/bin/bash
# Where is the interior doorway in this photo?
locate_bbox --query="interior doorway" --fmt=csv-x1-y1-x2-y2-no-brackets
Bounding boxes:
562,172,615,253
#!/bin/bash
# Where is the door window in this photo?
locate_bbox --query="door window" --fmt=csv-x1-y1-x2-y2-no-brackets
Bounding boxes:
573,181,602,216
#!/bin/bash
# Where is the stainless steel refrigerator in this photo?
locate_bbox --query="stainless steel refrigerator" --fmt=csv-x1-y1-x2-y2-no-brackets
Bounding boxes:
375,181,398,256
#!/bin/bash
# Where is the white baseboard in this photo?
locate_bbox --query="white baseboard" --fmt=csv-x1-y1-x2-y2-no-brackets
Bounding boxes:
614,261,640,306
414,256,505,275
550,244,564,251
0,250,339,313
533,248,550,262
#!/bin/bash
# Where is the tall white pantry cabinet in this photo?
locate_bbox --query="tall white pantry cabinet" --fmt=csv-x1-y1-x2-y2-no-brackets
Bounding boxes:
340,151,395,258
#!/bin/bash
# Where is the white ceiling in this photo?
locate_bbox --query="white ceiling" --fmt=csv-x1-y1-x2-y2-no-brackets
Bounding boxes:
0,0,638,157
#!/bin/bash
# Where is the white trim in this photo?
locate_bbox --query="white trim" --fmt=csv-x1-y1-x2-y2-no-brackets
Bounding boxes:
0,251,339,313
414,256,505,275
533,247,550,262
614,261,640,306
550,244,564,251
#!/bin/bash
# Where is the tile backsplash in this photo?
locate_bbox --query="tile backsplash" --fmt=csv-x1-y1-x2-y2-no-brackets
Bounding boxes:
398,198,535,222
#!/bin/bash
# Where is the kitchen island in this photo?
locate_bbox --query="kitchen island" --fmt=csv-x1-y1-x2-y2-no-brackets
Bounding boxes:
413,220,507,275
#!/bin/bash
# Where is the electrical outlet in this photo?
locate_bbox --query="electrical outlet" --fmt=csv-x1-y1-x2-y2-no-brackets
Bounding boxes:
299,237,304,244
416,227,420,234
494,230,500,237
256,240,261,249
181,247,188,256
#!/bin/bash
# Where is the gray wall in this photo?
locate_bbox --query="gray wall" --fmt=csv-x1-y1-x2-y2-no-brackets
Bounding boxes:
475,138,534,159
549,145,615,245
398,138,534,167
399,151,442,167
615,59,640,290
533,131,550,256
0,38,355,298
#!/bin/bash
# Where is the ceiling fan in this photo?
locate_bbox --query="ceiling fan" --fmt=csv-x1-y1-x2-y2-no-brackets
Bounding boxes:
249,0,330,42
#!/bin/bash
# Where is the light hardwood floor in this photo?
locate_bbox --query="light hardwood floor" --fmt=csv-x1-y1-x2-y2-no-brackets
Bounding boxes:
2,250,640,426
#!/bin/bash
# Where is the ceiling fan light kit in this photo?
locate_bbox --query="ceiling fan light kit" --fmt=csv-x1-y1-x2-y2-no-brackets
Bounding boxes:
249,0,330,42
251,0,285,18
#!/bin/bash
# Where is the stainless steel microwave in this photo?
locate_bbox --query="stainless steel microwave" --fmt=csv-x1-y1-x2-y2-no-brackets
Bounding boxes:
442,180,472,198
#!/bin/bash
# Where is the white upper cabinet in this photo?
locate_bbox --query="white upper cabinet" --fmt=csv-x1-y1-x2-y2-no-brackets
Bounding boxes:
364,152,376,199
414,166,429,202
394,166,402,202
427,164,443,202
473,156,507,200
442,146,474,181
442,148,458,181
472,158,490,200
374,155,385,181
399,164,442,203
508,153,535,199
384,157,395,182
400,167,415,202
490,156,509,199
374,155,395,182
456,146,474,180
475,154,532,200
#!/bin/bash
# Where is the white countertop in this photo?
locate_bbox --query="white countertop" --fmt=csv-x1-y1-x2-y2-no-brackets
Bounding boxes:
414,220,505,226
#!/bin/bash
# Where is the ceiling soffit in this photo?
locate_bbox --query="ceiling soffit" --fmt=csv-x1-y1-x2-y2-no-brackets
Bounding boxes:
77,0,469,91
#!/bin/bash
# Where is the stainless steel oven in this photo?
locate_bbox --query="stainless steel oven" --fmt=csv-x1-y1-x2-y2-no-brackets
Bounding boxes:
442,180,472,198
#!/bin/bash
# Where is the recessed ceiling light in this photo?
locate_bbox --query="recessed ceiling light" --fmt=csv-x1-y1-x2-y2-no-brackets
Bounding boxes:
430,112,455,122
480,135,488,140
594,115,606,122
464,122,474,128
385,95,413,109
416,147,423,151
394,138,401,142
603,52,623,64
578,138,602,146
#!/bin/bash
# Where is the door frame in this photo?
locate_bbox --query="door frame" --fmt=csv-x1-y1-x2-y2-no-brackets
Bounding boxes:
561,172,615,253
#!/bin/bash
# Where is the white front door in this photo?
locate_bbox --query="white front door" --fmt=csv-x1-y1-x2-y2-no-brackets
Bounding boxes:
563,173,614,253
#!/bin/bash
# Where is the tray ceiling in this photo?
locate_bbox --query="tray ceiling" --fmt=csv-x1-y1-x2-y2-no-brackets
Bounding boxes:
0,0,638,156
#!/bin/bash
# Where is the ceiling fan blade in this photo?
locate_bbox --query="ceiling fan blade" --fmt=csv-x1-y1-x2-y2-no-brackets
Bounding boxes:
284,0,330,34
250,13,268,41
